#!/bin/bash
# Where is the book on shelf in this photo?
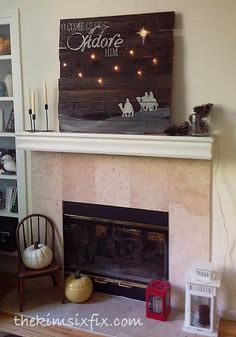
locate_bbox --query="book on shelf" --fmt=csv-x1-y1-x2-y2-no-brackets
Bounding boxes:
5,186,18,213
10,187,18,213
5,186,13,210
0,108,3,132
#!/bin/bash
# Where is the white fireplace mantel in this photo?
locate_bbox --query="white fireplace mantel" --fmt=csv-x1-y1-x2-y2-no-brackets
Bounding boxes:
15,132,214,160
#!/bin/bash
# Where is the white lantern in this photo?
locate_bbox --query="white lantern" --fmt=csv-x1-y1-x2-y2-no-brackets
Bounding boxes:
183,268,222,337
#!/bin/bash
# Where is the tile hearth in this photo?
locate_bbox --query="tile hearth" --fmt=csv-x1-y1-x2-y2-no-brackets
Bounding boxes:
0,284,202,337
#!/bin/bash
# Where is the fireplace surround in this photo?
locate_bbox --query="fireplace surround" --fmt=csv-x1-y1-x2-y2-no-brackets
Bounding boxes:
14,132,213,309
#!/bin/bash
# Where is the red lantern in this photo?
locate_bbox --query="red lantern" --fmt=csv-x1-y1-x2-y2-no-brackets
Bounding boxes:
146,280,171,321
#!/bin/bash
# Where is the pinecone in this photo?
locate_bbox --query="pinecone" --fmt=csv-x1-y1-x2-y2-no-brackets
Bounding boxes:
193,103,214,119
164,121,190,136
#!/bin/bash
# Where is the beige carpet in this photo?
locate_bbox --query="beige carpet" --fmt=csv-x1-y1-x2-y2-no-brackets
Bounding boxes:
0,285,202,337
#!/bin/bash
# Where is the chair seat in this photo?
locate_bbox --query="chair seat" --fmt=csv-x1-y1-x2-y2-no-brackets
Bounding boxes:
18,258,61,279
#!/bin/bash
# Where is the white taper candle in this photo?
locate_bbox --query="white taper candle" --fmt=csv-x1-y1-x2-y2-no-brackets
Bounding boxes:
43,81,48,105
31,91,35,115
27,87,31,110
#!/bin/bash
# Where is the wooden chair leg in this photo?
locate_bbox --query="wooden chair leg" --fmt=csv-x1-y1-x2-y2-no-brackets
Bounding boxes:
19,278,25,312
54,271,65,304
51,274,57,286
17,277,20,294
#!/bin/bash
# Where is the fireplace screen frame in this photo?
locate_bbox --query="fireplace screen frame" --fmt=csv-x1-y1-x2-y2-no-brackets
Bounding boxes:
63,201,169,300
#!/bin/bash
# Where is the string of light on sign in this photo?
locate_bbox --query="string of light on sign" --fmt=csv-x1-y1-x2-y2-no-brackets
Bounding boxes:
61,24,159,83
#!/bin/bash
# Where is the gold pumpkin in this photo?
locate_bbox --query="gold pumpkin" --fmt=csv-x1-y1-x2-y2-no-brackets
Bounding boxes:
65,271,93,303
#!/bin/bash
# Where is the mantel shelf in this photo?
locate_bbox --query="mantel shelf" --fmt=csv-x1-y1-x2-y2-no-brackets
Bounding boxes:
15,132,214,160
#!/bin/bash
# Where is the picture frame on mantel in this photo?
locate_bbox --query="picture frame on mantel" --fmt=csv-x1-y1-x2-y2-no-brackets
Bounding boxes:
59,11,175,135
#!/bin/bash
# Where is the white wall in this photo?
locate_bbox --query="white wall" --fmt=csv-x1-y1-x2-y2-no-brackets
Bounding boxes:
0,0,235,317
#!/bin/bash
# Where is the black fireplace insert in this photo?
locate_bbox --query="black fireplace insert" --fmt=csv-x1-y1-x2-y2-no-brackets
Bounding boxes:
63,201,168,300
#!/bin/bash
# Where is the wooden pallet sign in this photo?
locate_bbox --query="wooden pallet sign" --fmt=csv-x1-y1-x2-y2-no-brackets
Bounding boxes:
59,11,175,134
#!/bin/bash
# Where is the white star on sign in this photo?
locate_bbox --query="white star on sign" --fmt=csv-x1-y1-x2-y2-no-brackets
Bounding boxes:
137,27,150,45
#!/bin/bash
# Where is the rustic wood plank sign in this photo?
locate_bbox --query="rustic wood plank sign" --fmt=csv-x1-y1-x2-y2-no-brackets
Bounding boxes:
59,11,175,134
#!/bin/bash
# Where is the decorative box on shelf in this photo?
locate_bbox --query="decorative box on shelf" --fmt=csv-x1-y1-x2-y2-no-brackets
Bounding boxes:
146,279,171,321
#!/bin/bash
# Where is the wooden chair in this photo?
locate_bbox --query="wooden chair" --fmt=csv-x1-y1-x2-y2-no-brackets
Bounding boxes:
16,213,64,311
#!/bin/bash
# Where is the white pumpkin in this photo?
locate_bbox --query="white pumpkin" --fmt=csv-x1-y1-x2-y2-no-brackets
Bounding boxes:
65,271,93,303
22,242,53,269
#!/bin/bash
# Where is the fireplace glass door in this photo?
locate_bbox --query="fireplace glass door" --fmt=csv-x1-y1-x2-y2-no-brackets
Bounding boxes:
64,202,168,285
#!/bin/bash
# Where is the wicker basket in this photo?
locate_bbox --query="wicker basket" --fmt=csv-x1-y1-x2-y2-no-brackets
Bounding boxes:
0,38,11,55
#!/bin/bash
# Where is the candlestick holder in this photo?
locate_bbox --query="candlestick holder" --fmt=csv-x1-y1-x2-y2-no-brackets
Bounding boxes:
41,103,54,132
26,109,37,132
32,114,36,132
45,103,49,131
28,108,33,132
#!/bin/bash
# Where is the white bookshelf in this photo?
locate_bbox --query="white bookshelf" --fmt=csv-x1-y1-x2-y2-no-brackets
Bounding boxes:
0,10,27,256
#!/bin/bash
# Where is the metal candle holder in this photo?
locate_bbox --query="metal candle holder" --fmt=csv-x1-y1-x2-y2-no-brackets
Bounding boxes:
32,113,36,132
28,108,33,132
42,103,53,132
26,103,53,132
45,103,49,131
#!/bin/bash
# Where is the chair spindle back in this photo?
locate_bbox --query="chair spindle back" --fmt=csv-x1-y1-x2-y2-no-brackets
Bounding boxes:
16,214,55,261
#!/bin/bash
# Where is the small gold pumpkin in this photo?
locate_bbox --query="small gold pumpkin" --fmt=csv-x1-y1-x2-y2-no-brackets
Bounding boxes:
65,271,93,303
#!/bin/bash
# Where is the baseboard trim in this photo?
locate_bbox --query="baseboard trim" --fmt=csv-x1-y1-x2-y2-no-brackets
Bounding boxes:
220,309,236,321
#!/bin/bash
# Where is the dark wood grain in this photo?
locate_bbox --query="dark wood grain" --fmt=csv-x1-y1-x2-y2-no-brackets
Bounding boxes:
58,11,175,134
59,75,172,91
59,11,174,45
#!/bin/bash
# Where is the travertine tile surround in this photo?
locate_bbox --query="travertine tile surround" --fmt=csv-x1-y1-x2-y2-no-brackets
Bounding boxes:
31,152,211,309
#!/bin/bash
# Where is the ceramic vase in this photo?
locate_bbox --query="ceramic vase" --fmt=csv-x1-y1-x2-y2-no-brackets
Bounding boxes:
4,74,13,96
